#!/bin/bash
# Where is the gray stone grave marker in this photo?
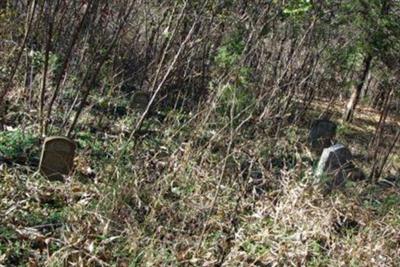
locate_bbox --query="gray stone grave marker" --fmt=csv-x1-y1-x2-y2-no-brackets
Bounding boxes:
309,119,337,155
316,144,354,189
39,136,76,180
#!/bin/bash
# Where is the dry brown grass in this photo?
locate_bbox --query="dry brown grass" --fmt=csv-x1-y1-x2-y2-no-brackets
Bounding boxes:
1,99,399,266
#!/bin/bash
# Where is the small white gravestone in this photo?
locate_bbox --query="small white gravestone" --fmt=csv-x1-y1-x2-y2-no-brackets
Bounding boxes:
316,144,353,188
39,136,76,180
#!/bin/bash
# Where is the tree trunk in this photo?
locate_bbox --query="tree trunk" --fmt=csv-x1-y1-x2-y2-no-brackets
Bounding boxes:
360,67,372,98
343,54,372,122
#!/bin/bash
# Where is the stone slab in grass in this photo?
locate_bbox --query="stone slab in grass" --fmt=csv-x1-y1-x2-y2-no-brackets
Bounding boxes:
39,136,76,181
316,144,354,189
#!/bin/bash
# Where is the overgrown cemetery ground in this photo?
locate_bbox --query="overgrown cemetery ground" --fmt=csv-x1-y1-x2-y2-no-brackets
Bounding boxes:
0,95,399,266
1,1,400,266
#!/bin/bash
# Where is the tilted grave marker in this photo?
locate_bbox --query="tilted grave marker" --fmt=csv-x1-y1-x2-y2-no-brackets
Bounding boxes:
309,119,337,155
39,136,76,180
316,144,354,189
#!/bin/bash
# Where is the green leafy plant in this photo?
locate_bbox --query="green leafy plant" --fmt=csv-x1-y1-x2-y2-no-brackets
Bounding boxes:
0,130,37,160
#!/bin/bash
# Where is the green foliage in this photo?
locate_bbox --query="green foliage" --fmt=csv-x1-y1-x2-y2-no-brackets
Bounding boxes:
283,0,312,16
327,39,365,79
216,82,255,122
334,0,400,69
214,29,256,122
29,50,61,72
0,130,37,160
308,240,331,266
76,131,110,160
381,194,400,213
241,239,270,256
215,31,245,69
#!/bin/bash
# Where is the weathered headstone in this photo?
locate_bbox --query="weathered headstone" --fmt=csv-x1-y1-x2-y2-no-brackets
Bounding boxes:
309,119,337,155
316,144,354,189
39,136,76,181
